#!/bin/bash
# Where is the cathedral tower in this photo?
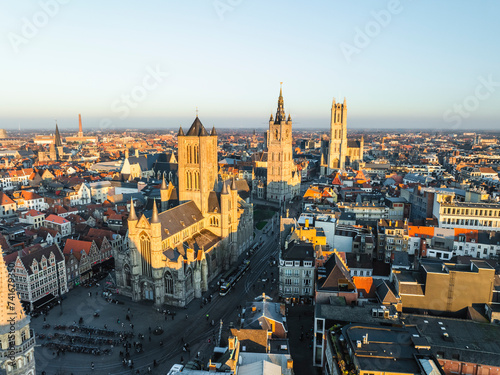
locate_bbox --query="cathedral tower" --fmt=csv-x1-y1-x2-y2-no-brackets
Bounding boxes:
328,97,348,172
177,117,218,216
266,83,299,202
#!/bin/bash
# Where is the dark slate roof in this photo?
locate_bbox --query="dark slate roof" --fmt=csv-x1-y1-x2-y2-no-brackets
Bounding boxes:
282,241,314,261
207,191,220,213
375,280,399,304
186,117,209,137
157,201,204,240
17,244,64,275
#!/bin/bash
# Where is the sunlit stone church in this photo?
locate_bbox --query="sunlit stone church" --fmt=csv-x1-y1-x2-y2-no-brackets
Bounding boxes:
115,118,253,307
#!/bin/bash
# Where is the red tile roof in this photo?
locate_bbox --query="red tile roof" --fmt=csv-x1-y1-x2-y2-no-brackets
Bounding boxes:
45,214,69,224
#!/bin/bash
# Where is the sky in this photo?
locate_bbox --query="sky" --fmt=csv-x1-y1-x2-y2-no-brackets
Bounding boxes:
0,0,499,132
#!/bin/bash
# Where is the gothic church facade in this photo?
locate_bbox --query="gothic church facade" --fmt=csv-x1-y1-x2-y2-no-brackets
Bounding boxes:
115,117,253,307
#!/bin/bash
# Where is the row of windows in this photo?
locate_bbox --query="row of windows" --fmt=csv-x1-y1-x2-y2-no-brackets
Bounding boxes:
443,207,500,217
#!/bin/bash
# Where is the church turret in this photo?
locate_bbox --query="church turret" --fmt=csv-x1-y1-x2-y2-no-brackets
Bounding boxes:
178,126,185,136
151,199,160,224
160,175,168,190
210,126,217,136
128,199,138,236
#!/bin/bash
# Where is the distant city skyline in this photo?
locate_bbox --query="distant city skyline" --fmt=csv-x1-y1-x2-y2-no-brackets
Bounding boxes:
1,1,499,130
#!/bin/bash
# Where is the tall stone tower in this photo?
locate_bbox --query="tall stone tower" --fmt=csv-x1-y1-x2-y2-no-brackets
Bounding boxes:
266,83,296,202
177,116,218,216
0,248,36,375
327,97,348,172
78,114,83,138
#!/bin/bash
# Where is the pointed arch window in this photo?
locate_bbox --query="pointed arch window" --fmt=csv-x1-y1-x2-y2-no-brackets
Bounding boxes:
187,171,192,190
164,271,174,294
275,129,279,140
194,145,199,164
185,268,193,291
140,233,152,278
187,145,192,163
124,264,131,287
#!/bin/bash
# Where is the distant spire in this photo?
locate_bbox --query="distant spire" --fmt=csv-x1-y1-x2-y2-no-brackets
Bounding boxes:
128,199,137,221
54,123,62,147
196,107,199,117
161,175,168,190
151,198,160,223
270,114,273,121
343,97,347,106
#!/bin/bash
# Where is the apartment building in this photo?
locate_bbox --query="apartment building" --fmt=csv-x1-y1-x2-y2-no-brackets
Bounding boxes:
44,214,72,237
393,259,495,314
279,240,315,302
5,244,68,312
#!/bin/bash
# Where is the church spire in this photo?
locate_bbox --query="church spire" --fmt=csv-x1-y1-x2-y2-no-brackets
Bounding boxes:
151,198,160,223
275,82,286,123
54,123,62,147
128,199,137,221
160,175,168,190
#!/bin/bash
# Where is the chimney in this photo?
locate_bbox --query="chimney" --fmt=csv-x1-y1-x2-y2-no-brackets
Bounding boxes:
208,360,217,372
78,113,83,136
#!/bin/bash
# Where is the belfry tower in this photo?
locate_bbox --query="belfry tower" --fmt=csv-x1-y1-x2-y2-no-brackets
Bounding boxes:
266,83,297,202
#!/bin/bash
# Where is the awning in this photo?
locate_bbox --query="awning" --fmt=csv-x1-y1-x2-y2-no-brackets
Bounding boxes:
33,293,57,309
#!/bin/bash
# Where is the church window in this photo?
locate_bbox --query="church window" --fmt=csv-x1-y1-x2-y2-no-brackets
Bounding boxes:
275,129,279,140
123,264,132,286
140,233,152,278
186,171,192,190
187,145,192,163
194,145,199,164
194,171,200,190
164,272,173,294
185,268,193,291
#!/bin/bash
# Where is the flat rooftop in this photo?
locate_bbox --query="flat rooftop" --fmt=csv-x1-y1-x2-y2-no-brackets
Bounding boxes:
402,314,500,366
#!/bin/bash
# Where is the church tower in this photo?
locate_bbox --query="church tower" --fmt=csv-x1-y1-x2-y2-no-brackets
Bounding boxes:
266,83,296,202
0,248,36,375
327,97,348,172
177,117,218,216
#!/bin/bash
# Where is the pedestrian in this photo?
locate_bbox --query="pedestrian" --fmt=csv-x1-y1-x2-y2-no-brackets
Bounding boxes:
131,324,134,329
148,326,151,333
185,314,188,320
91,362,94,371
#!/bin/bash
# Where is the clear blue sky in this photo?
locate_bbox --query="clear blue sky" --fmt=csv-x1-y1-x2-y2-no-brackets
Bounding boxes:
1,0,499,131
